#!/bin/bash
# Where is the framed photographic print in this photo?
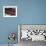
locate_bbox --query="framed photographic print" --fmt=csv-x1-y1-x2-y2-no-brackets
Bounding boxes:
3,6,17,17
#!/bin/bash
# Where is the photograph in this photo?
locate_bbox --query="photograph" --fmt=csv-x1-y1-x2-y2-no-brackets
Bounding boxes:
3,6,17,17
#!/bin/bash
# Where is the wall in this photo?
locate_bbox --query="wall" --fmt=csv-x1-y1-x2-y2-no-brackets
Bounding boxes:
0,0,46,44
